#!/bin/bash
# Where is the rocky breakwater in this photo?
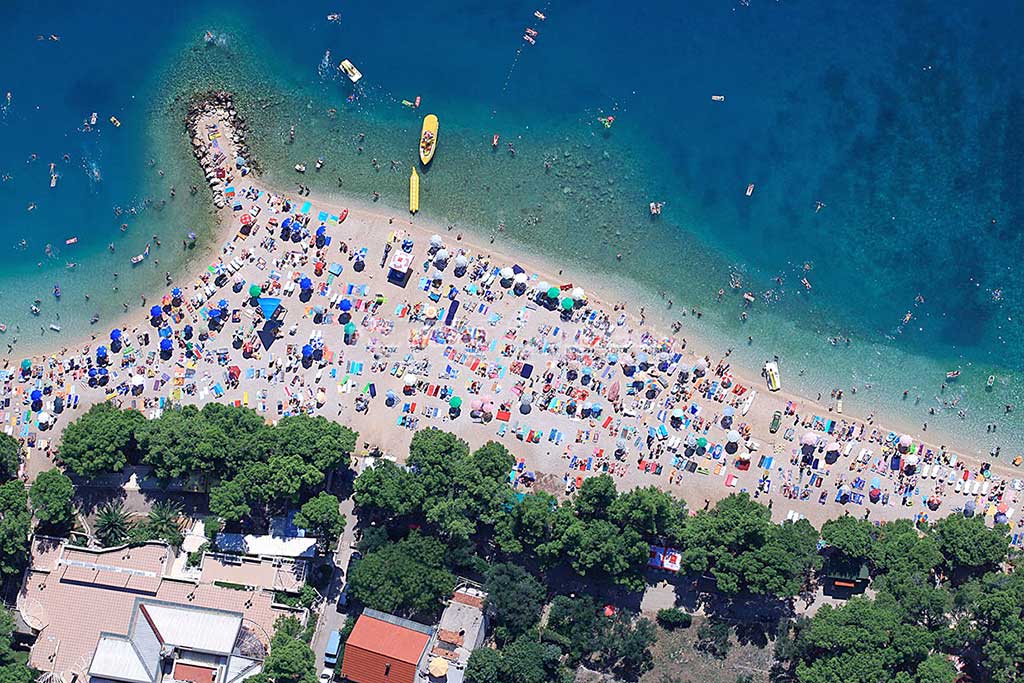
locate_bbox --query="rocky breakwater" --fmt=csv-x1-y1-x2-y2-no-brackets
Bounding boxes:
185,91,255,210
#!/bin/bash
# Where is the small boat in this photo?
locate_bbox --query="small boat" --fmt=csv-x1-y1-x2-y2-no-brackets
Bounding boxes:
339,59,362,83
409,167,420,214
535,10,546,20
109,116,120,127
419,114,438,165
65,237,78,245
131,243,151,265
945,370,960,380
49,324,61,332
746,183,755,196
315,157,324,170
986,375,995,389
90,112,97,125
649,201,663,216
53,284,61,298
801,278,812,290
492,134,500,148
712,95,726,102
294,164,306,173
339,208,349,223
327,13,341,22
763,361,781,392
0,324,6,333
740,390,758,416
30,305,40,316
50,173,58,188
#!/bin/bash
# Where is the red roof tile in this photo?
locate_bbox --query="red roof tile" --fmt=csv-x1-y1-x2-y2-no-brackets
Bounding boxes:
340,615,430,683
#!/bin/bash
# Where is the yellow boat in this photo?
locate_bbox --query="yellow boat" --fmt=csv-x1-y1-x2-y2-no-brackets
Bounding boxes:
409,167,420,213
419,114,438,165
339,59,362,83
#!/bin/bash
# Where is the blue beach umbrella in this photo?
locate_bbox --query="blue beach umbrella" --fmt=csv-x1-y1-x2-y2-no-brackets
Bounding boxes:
183,325,194,339
316,225,326,237
209,308,222,319
608,353,618,364
30,389,42,402
171,287,182,298
339,299,352,312
218,298,229,310
282,217,292,229
301,344,313,358
158,326,172,338
110,329,122,342
299,276,313,291
257,297,281,319
160,338,173,352
96,346,108,358
88,367,98,378
150,305,163,318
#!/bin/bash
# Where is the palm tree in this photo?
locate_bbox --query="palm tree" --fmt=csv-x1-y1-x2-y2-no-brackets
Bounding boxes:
94,501,132,547
147,501,184,547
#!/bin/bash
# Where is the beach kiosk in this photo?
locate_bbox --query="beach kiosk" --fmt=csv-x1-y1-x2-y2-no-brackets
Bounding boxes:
387,252,414,287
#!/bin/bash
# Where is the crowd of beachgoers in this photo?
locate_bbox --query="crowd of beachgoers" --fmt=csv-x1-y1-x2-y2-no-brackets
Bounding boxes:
4,93,1022,538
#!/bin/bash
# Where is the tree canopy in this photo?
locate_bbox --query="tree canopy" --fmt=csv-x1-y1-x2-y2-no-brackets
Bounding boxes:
1,607,35,683
484,563,546,644
0,481,30,579
0,435,21,483
58,404,143,477
346,531,456,618
294,492,345,550
28,469,75,530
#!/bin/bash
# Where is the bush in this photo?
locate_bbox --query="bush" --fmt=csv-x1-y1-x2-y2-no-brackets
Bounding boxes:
203,515,221,543
656,608,692,630
695,620,732,659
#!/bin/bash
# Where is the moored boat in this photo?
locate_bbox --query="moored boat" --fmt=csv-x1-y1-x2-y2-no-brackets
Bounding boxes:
339,59,362,83
409,167,420,214
419,114,438,165
763,361,781,392
339,208,349,223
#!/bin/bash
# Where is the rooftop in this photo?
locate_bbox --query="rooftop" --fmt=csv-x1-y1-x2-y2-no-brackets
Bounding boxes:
341,610,433,683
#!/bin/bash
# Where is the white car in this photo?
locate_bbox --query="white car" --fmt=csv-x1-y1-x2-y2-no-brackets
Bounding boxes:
319,669,333,683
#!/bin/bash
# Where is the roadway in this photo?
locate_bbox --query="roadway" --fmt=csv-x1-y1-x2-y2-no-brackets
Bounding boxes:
311,495,358,673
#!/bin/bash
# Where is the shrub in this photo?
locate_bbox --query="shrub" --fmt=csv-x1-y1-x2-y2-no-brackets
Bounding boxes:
656,608,692,630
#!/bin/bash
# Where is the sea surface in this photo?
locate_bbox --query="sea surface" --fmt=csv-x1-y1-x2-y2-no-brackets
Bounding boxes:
1,0,1022,455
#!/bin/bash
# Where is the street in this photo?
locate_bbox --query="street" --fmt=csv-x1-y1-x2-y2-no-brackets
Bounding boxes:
311,496,357,672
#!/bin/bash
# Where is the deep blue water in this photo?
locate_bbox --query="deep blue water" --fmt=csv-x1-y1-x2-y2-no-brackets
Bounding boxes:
0,0,1021,452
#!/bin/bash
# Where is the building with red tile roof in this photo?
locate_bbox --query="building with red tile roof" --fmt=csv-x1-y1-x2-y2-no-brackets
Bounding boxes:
340,610,432,683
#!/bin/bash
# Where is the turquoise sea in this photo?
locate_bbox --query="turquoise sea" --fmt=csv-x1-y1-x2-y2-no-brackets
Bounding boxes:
1,0,1021,455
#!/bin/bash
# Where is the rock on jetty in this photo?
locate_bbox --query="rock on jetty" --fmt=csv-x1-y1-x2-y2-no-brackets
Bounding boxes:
185,91,254,210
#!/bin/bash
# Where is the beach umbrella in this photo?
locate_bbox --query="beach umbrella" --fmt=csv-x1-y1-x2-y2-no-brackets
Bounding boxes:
722,406,735,417
801,432,818,446
404,374,418,386
454,254,468,267
500,266,514,280
899,434,913,448
110,329,122,342
471,399,483,411
434,249,449,263
88,368,98,378
132,374,145,387
316,225,326,237
299,276,313,291
344,322,357,336
30,389,42,402
995,512,1009,525
671,408,684,419
301,344,313,358
826,441,840,453
449,396,463,409
20,359,31,370
572,287,586,301
183,325,194,339
150,305,162,318
904,453,919,467
159,338,173,352
483,402,496,414
171,287,182,298
694,358,708,374
560,297,574,311
430,234,444,248
218,298,229,310
684,433,698,448
209,308,222,319
546,286,560,299
727,430,741,443
96,346,108,358
257,297,281,319
514,272,528,285
696,437,708,450
37,411,51,425
339,299,352,312
249,283,263,298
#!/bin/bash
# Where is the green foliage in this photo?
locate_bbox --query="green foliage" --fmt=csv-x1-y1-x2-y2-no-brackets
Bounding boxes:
143,501,184,547
950,568,1024,683
543,515,649,591
29,469,75,530
262,616,316,683
695,619,733,660
493,492,558,555
821,515,875,563
352,459,424,518
655,608,692,630
58,404,143,477
0,481,31,579
931,514,1009,577
546,595,602,664
274,415,357,472
870,519,943,577
294,492,346,551
94,501,132,546
484,564,546,644
465,648,502,683
593,614,657,680
679,493,820,597
477,636,565,683
347,531,456,617
0,435,21,483
137,405,229,482
1,607,35,683
608,485,688,543
209,477,250,523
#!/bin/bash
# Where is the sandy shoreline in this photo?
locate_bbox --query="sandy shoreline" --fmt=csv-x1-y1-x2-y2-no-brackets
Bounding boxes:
12,95,1021,533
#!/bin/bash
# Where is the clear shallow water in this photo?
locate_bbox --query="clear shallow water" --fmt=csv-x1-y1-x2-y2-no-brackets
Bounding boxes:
0,0,1021,454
